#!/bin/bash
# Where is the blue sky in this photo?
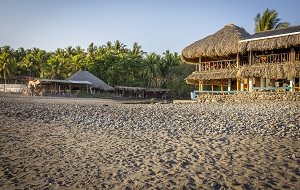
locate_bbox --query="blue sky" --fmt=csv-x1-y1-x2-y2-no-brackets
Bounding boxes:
0,0,299,55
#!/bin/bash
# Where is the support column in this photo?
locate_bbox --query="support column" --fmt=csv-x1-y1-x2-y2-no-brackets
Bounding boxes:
290,78,295,92
228,79,231,91
199,56,202,71
241,78,244,91
198,81,201,91
247,77,249,91
249,77,253,92
221,79,224,91
291,47,295,62
249,51,253,65
260,77,266,87
200,80,204,91
211,80,214,92
237,53,240,69
236,78,240,91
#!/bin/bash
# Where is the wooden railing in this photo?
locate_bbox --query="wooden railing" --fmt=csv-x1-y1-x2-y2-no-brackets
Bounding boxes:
254,53,289,65
198,59,239,71
195,52,298,72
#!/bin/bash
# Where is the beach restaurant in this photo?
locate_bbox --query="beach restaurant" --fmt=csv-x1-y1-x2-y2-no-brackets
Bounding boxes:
181,24,300,99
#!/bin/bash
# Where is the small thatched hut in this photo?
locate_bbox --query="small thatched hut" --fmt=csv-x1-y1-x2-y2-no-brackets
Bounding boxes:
66,71,114,92
181,24,300,98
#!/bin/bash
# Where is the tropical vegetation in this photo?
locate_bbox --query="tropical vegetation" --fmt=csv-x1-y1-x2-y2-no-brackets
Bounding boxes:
0,42,195,98
254,8,290,32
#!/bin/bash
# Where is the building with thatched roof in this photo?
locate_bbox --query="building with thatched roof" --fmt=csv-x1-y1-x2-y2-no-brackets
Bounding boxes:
66,71,114,91
182,24,300,98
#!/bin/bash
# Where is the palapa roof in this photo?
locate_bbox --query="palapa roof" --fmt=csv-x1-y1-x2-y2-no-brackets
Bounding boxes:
240,25,300,51
181,24,251,64
237,62,300,79
66,71,114,91
185,70,238,82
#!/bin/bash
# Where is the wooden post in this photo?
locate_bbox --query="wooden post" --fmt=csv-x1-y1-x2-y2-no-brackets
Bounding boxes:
290,78,295,92
260,77,266,88
236,78,240,91
211,80,214,93
228,79,231,91
199,56,202,71
237,53,240,69
249,51,253,65
241,78,244,91
291,47,295,62
249,77,253,92
221,79,224,91
198,80,201,91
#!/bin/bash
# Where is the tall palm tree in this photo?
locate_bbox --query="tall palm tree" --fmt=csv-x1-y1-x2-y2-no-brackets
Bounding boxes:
22,53,34,77
131,42,144,56
87,43,97,58
113,40,127,54
144,52,161,87
42,56,68,79
0,51,16,84
255,9,290,32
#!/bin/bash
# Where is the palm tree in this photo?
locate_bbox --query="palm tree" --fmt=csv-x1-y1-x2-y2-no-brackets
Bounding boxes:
87,43,97,58
22,53,34,76
42,56,68,79
131,42,144,56
255,9,290,32
0,51,16,84
143,52,161,87
113,40,127,54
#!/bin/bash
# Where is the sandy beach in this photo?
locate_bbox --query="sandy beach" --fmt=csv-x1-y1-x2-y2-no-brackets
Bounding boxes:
0,94,300,189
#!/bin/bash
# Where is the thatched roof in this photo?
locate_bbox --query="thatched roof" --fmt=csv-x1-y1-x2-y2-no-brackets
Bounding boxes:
66,71,114,91
240,25,300,52
114,86,145,92
185,69,238,83
181,24,251,64
237,62,300,79
114,86,170,92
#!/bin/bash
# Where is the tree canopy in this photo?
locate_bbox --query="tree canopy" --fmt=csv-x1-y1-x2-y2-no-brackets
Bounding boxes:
0,42,195,98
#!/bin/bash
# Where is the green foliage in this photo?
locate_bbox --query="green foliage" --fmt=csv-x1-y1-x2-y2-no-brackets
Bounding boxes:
254,9,290,32
0,41,195,98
